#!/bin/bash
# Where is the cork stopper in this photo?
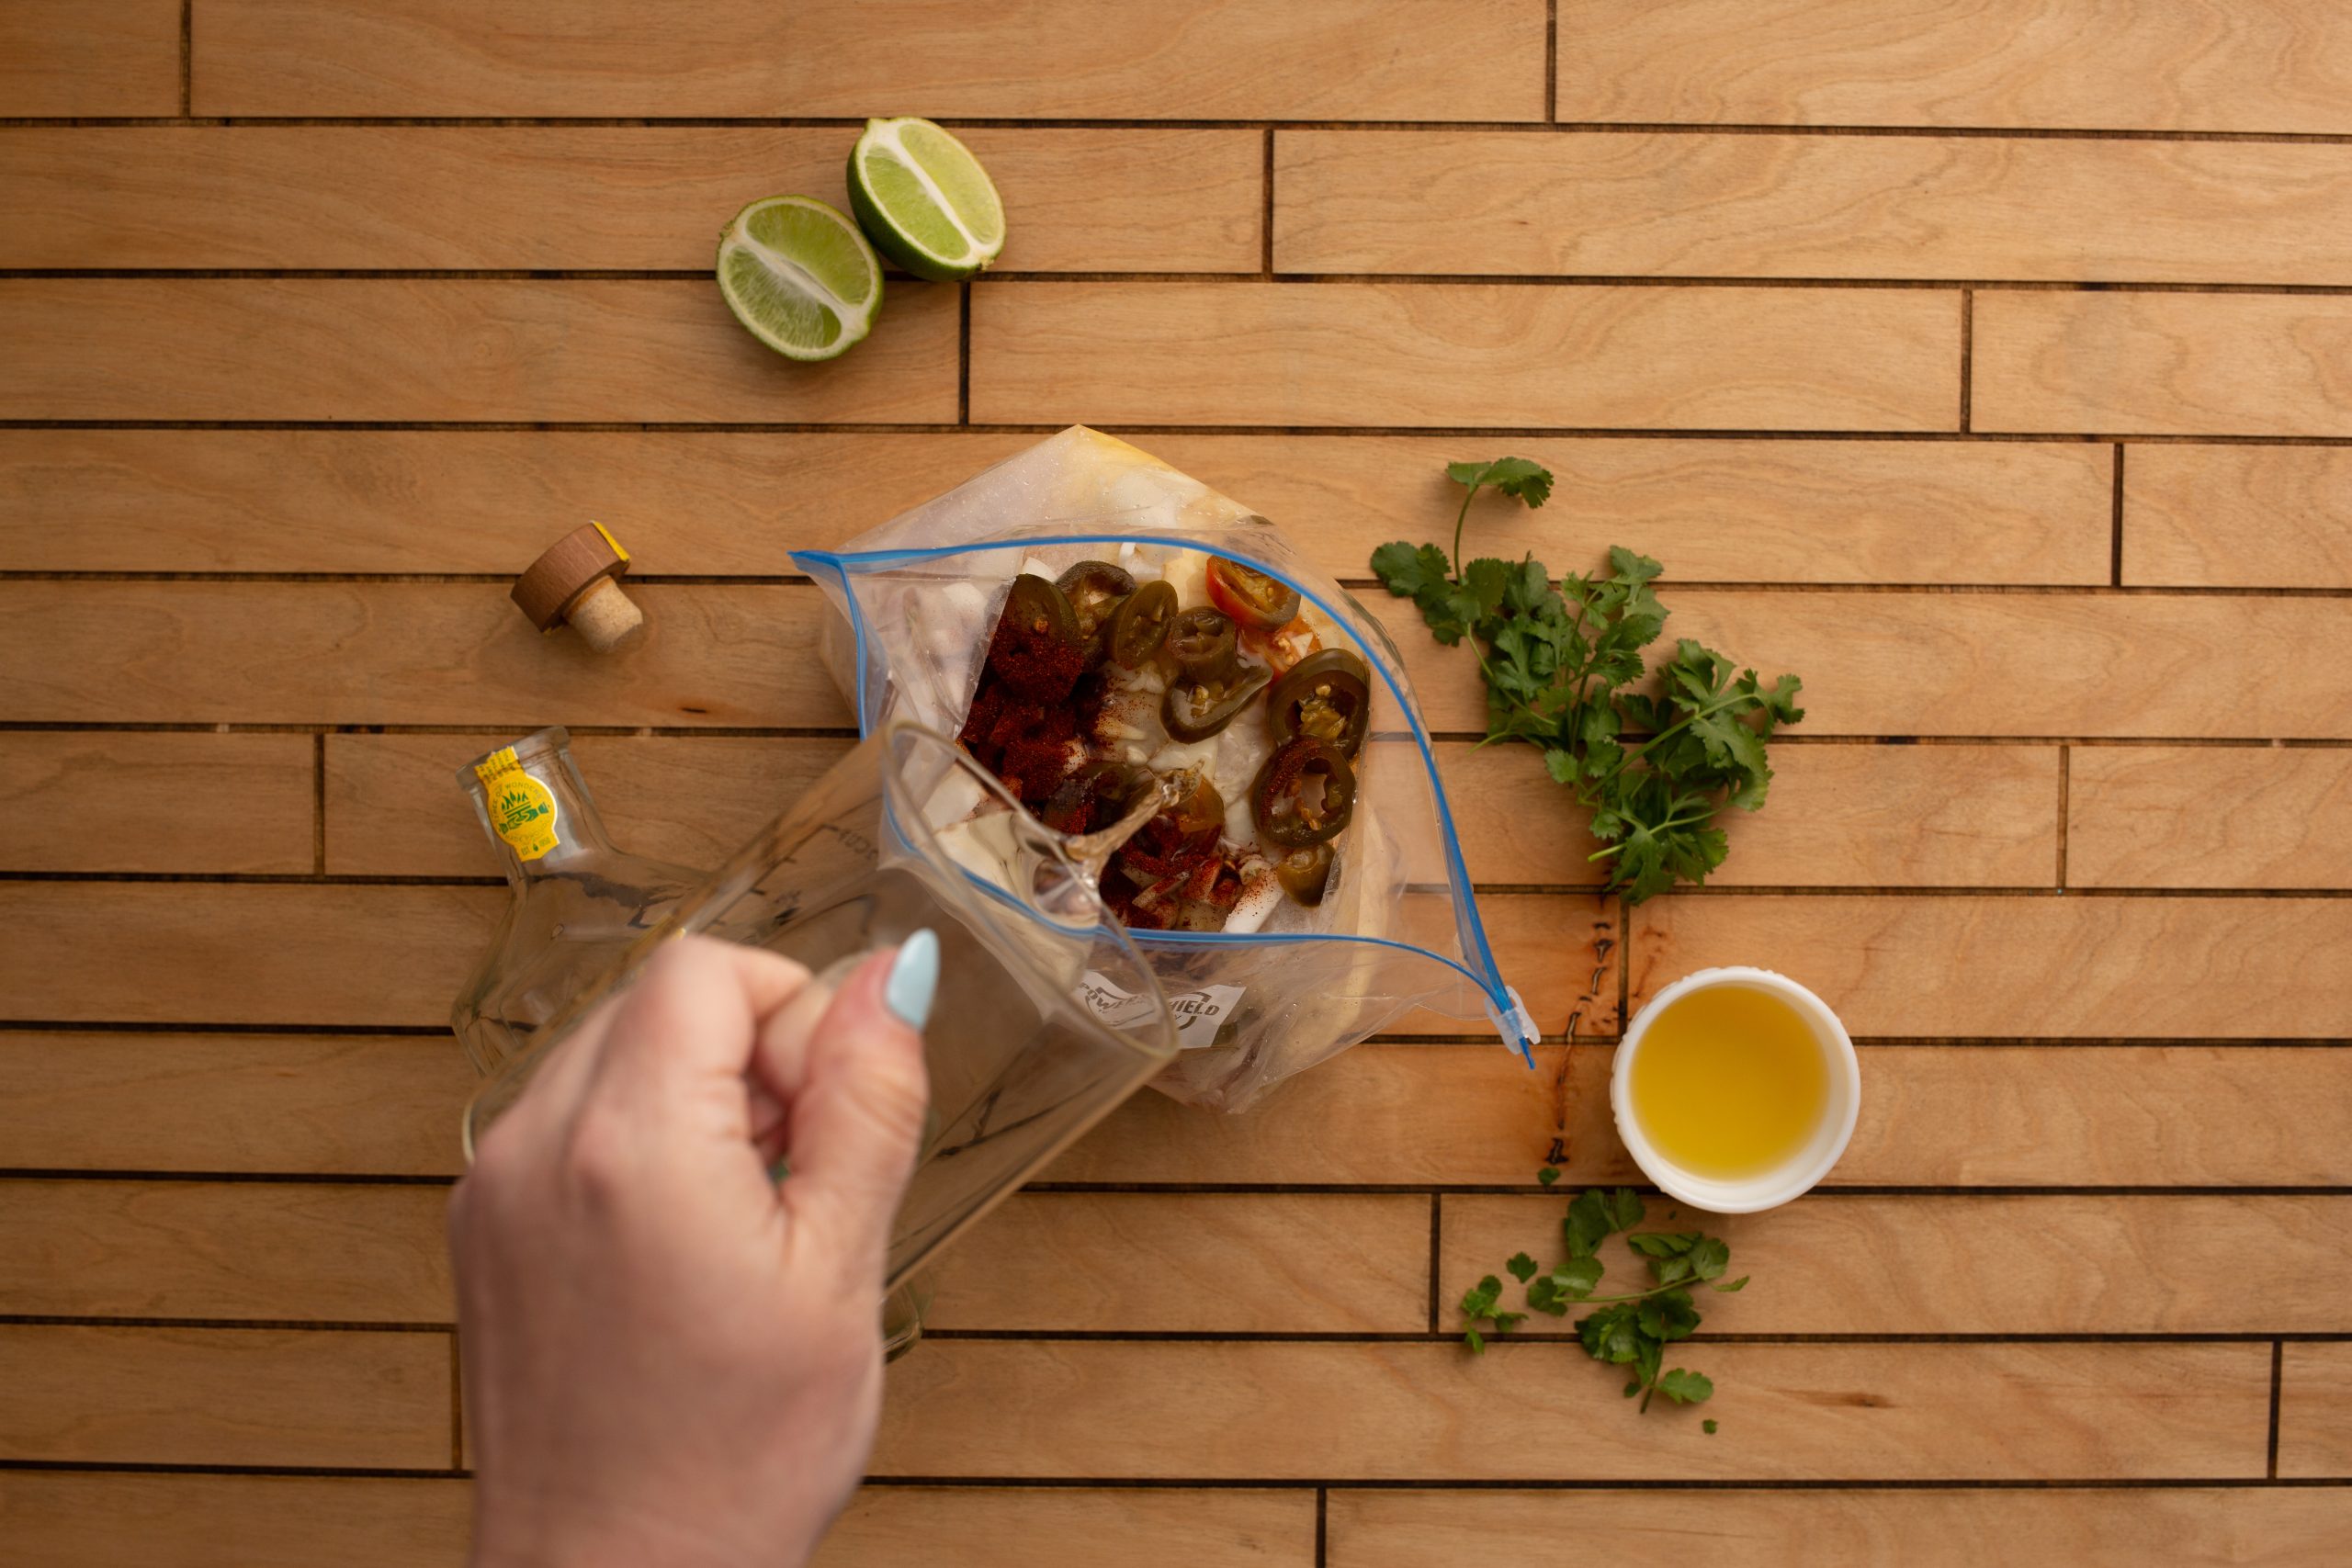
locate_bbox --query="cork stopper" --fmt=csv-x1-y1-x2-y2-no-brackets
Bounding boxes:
512,523,644,653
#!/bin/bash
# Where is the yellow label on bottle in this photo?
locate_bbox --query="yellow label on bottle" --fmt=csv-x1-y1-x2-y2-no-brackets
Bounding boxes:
473,747,560,861
590,521,629,564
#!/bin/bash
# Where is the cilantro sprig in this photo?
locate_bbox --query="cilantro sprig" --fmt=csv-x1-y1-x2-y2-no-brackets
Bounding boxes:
1456,1181,1747,1417
1372,460,1804,903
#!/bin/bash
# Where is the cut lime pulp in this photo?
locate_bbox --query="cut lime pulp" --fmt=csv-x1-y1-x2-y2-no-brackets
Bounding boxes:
847,117,1007,283
715,196,883,362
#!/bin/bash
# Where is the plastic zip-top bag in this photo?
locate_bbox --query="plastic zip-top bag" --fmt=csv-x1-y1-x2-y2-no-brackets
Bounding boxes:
794,427,1536,1111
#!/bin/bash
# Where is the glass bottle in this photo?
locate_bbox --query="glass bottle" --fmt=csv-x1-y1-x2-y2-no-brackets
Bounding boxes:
449,728,705,1077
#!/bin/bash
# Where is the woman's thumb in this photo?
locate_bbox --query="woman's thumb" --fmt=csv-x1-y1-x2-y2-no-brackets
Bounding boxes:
782,931,935,1284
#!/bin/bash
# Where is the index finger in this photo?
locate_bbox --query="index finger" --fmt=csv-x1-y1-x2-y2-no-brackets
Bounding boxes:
584,936,812,1110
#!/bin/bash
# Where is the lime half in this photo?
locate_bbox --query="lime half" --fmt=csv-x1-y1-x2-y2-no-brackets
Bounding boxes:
716,196,883,362
847,118,1007,283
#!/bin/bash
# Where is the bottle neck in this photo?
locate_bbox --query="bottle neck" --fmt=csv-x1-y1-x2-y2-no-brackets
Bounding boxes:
466,742,616,889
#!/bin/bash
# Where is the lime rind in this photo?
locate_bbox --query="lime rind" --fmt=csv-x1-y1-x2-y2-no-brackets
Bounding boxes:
848,117,1007,283
715,196,883,363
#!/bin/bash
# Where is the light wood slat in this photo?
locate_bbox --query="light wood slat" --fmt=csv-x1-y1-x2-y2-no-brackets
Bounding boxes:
1387,591,2352,739
1441,1194,2352,1334
1633,894,2352,1039
324,732,2052,887
326,733,854,877
0,126,1261,274
969,283,1962,430
9,1036,2343,1190
192,0,1545,119
875,1341,2269,1479
0,732,314,874
0,883,496,1027
1069,1043,2352,1190
0,1032,472,1177
0,1180,450,1323
2123,446,2352,588
1329,1487,2352,1568
0,883,1611,1035
0,0,181,116
2068,747,2352,890
1555,0,2352,133
0,429,2115,586
0,583,846,729
1277,132,2352,285
0,278,958,423
2279,1343,2352,1479
824,1487,1315,1568
0,1475,1317,1568
926,1193,1428,1334
21,582,2351,741
1973,292,2352,437
0,1183,1421,1336
0,1472,469,1568
1448,740,2059,887
0,1325,449,1469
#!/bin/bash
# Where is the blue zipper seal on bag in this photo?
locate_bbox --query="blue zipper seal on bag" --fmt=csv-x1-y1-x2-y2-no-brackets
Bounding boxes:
795,536,1541,1062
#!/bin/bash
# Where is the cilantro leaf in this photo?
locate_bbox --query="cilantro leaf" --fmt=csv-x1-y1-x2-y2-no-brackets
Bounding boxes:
1464,1326,1486,1356
1638,1289,1701,1343
1659,1369,1714,1406
1600,1189,1646,1233
1712,1275,1750,1293
1551,1254,1604,1300
1506,1252,1539,1284
1703,1417,1719,1434
1536,1166,1561,1187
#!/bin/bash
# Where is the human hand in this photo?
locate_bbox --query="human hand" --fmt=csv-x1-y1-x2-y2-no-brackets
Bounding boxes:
450,931,936,1568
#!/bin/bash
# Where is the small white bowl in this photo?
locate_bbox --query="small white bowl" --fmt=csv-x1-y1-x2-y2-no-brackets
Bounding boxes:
1611,965,1860,1215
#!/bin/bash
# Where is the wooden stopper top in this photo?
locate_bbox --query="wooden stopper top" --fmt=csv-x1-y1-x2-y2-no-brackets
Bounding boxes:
513,523,632,630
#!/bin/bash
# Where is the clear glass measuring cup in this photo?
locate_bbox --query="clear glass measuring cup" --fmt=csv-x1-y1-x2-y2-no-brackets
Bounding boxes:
461,718,1180,1290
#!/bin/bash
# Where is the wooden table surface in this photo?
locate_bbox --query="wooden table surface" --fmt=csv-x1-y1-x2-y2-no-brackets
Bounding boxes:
5,2,2352,1562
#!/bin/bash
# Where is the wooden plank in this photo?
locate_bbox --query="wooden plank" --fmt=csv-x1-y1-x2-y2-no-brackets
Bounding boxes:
2279,1342,2352,1479
0,1476,1315,1568
969,282,1962,431
926,1192,1429,1334
1329,1487,2352,1568
192,0,1546,119
824,1487,1315,1568
1385,591,2352,740
874,1340,2269,1479
0,278,959,423
0,882,1611,1035
0,583,847,729
0,1473,471,1568
1555,0,2352,133
322,732,2052,887
1440,1194,2352,1334
0,1182,1422,1336
0,1032,473,1177
0,883,495,1027
0,1325,449,1469
1632,894,2352,1039
21,582,2349,742
0,125,1261,273
2,1035,2341,1190
1973,292,2352,437
0,0,181,116
326,732,854,877
2068,746,2352,890
1277,132,2352,285
0,732,315,874
2123,446,2352,588
0,1180,450,1323
0,429,2115,587
1447,740,2060,887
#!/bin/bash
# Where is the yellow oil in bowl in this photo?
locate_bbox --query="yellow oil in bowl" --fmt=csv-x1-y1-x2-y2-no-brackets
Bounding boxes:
1626,982,1830,1180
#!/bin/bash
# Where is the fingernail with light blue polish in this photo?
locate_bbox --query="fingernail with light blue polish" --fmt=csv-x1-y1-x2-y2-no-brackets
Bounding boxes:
884,928,939,1032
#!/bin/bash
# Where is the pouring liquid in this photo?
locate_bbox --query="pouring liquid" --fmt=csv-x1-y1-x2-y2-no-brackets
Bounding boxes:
1628,984,1830,1180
